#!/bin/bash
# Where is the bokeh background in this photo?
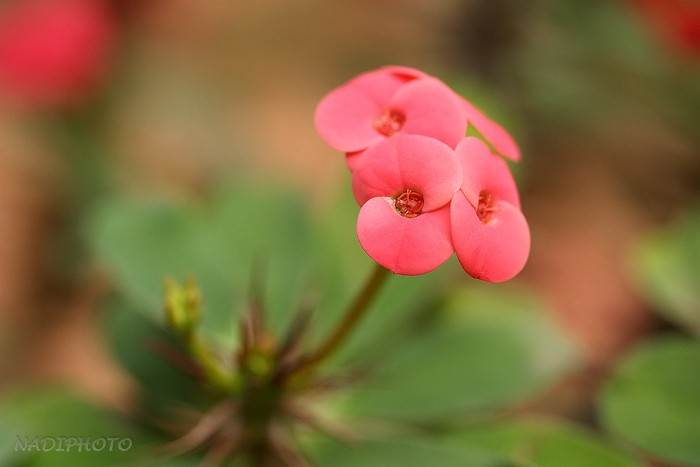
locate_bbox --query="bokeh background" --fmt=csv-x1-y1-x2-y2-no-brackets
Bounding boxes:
0,0,699,466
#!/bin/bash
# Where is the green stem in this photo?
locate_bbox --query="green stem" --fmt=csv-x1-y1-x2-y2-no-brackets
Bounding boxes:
293,264,390,375
189,337,240,392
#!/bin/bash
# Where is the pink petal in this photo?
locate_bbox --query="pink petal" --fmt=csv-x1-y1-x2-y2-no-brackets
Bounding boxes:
346,66,417,105
345,150,365,172
314,67,423,152
351,135,462,211
357,198,453,275
461,98,521,162
451,193,530,282
314,84,385,152
455,137,521,209
392,78,467,149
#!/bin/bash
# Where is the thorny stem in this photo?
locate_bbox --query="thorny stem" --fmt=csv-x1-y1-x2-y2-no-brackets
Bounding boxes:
161,400,238,457
165,277,239,392
292,264,390,376
158,265,390,465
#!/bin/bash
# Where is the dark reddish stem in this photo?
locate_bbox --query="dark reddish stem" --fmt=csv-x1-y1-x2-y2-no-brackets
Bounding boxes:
291,264,390,376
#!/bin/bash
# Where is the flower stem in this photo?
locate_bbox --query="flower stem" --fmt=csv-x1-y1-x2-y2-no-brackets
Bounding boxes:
293,264,390,375
189,337,240,392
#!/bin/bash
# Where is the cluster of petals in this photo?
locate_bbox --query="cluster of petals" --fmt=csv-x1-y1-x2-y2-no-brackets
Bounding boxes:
0,0,117,109
315,66,530,282
314,65,521,171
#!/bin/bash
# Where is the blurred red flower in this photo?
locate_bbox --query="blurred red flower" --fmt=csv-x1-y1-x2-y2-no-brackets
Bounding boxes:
633,0,700,57
0,0,117,108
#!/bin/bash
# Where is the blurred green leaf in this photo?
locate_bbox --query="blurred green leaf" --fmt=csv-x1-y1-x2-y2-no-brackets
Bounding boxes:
87,180,315,349
443,286,579,383
127,454,246,467
101,298,210,409
633,207,700,336
207,182,316,336
600,336,700,466
0,388,153,467
87,198,230,336
339,286,578,422
0,387,242,467
0,419,29,467
90,179,452,373
308,435,506,467
519,0,672,130
455,417,642,467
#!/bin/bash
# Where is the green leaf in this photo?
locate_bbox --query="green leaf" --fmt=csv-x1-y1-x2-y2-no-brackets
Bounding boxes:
339,286,578,422
0,388,154,467
207,182,316,336
0,419,29,467
126,454,247,467
101,298,210,409
599,336,700,466
455,417,642,467
443,285,579,381
632,207,700,336
0,387,244,467
86,181,316,350
87,197,234,339
308,435,506,467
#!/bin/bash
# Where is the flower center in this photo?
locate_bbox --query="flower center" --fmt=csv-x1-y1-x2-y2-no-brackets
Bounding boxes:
394,190,424,218
476,191,498,224
373,108,406,137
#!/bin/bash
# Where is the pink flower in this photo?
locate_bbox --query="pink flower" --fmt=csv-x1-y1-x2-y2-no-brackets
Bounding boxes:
353,134,462,276
314,66,466,170
450,137,530,282
0,0,116,108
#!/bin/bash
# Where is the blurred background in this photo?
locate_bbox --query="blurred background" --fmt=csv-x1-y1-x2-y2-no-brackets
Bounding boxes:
0,0,699,465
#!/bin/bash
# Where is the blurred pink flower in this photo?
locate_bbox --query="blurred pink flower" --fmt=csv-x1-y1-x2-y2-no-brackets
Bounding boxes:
353,135,462,276
450,137,530,282
0,0,117,108
314,66,466,170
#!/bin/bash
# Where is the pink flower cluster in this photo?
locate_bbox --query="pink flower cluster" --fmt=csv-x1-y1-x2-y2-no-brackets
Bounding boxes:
315,66,530,282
